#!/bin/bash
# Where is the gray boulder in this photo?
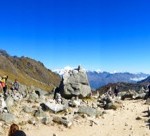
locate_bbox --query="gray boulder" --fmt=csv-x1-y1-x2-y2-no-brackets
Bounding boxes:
28,92,39,102
59,66,91,98
6,96,14,112
146,98,150,105
41,117,52,125
18,84,28,97
78,106,103,117
34,108,47,118
0,113,16,123
41,101,67,113
52,116,73,127
6,96,14,110
22,106,34,113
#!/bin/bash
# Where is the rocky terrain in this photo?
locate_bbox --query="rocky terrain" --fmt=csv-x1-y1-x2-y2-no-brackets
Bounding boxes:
139,76,150,85
25,99,150,136
0,66,150,136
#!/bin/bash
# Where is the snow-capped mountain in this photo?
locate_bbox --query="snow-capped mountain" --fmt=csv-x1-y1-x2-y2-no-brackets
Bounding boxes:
54,66,74,75
53,67,149,89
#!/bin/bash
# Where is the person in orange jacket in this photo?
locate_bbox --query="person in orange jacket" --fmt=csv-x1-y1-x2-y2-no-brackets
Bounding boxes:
0,75,8,99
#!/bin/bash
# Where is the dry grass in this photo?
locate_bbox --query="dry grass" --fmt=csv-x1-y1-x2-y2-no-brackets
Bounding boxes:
0,69,53,91
0,54,61,91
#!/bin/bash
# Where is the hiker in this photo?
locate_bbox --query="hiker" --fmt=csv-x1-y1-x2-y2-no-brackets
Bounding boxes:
0,77,3,93
8,124,26,136
0,75,8,98
11,79,19,93
114,86,119,97
107,87,113,96
53,87,60,100
147,84,150,97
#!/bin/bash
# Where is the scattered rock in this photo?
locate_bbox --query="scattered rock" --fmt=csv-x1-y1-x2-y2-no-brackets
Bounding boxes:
136,116,142,120
78,106,103,117
52,116,73,127
42,102,68,113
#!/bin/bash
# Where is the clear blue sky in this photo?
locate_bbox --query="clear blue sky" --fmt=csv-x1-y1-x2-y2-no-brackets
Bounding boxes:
0,0,150,73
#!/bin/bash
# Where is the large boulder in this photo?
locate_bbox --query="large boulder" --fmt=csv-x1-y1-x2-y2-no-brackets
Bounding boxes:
59,66,91,98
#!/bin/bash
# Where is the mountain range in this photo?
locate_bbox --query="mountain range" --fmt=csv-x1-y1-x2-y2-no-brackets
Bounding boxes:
0,50,61,91
0,49,149,91
54,67,149,89
87,71,149,89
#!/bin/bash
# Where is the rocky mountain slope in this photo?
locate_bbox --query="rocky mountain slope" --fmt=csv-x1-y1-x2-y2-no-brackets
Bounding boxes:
0,50,61,91
138,76,150,85
96,82,146,96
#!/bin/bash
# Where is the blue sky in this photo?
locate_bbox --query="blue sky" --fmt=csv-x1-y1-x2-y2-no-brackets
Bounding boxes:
0,0,150,73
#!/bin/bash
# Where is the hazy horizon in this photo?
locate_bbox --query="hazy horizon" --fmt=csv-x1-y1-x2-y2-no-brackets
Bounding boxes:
0,0,150,73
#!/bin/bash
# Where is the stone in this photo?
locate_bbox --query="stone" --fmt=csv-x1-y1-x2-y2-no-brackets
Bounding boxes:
34,108,47,118
146,98,150,105
0,113,16,123
42,101,68,113
53,116,72,127
59,66,91,99
22,106,34,113
78,106,103,117
41,117,52,125
28,92,39,102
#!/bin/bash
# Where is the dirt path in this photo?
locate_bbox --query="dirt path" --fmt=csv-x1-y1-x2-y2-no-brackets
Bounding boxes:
24,100,150,136
4,100,150,136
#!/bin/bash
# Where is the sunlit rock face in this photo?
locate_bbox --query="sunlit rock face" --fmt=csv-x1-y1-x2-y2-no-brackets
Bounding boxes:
59,66,91,99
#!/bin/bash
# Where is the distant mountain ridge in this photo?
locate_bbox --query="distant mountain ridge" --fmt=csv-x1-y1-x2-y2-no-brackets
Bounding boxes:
138,76,150,85
0,49,61,91
54,67,149,89
87,71,149,89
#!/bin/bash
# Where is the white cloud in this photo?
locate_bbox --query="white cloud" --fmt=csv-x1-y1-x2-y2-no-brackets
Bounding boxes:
130,77,147,81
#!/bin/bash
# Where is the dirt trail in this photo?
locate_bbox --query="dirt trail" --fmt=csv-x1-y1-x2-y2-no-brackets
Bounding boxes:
25,100,150,136
4,100,150,136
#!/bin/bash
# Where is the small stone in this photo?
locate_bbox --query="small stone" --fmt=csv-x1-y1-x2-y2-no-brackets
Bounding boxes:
125,123,128,126
136,116,142,120
130,127,133,130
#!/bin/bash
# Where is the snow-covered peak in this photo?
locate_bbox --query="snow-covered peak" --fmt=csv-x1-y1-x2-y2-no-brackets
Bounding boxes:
109,70,118,74
53,66,74,75
95,69,103,73
86,69,103,73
